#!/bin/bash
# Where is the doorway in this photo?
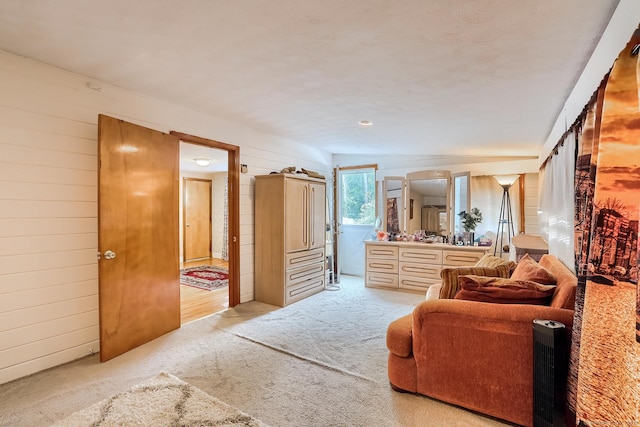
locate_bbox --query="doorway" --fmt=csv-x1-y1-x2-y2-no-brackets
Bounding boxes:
334,165,378,277
179,141,230,324
98,116,240,361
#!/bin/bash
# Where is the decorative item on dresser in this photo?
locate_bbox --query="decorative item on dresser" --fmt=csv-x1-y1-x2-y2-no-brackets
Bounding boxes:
364,241,489,293
255,173,326,306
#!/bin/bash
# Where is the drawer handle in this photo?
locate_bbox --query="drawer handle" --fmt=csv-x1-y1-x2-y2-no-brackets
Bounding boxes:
403,253,438,261
402,266,436,274
445,255,477,263
370,249,395,256
370,262,394,270
371,275,393,284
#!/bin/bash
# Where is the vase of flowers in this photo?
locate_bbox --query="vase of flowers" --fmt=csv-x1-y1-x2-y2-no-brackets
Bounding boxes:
458,208,482,245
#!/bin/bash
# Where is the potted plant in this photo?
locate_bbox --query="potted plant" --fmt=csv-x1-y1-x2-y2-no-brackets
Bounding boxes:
458,208,482,245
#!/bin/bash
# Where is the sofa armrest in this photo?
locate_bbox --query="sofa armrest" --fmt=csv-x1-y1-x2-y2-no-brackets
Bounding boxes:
386,313,413,357
411,299,574,426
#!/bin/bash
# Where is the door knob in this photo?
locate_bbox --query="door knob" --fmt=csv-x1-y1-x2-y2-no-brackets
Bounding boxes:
104,250,116,260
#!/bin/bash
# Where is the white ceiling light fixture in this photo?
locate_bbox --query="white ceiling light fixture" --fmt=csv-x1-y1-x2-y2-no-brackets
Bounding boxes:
358,120,373,126
194,157,211,166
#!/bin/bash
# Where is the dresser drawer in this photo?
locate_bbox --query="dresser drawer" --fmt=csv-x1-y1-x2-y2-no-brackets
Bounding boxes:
399,275,440,292
366,245,399,259
399,247,442,264
399,261,441,279
442,249,485,267
365,271,398,289
285,274,324,305
366,259,398,274
286,247,325,269
286,262,325,286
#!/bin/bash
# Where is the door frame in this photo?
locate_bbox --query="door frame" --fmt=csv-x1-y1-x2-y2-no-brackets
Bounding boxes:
171,131,241,307
333,164,378,279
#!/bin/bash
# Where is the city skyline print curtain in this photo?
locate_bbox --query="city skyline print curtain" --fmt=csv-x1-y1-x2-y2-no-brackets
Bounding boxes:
569,27,640,426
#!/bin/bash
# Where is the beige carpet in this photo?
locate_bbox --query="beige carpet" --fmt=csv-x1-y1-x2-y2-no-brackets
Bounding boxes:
51,372,267,426
0,276,509,427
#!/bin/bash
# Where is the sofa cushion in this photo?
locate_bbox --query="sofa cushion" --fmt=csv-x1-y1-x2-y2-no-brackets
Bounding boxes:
454,275,556,305
510,253,557,285
439,265,511,299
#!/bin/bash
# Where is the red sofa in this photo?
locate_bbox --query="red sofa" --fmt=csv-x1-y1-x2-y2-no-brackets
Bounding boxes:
386,254,576,427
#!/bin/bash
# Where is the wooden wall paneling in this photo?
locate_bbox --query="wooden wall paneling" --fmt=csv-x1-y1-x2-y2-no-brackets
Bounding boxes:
0,296,97,332
0,311,97,350
0,280,97,312
0,123,97,154
0,234,97,257
0,163,97,186
0,326,99,369
0,218,97,237
0,200,96,218
0,182,97,202
0,249,97,275
0,143,96,170
0,265,97,293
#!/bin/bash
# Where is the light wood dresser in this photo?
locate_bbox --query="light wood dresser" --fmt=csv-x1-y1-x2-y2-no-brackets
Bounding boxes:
255,173,326,306
365,241,489,293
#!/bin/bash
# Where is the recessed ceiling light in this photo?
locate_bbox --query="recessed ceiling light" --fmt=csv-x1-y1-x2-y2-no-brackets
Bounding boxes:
358,120,373,126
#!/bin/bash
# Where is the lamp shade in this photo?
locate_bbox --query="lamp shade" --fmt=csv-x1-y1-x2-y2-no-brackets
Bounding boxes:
493,174,519,187
194,157,211,167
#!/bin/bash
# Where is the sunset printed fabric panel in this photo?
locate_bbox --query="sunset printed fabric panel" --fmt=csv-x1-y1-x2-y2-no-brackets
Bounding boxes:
572,28,640,426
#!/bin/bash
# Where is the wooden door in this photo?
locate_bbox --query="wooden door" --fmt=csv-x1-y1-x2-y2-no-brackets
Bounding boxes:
183,178,212,261
309,182,326,249
98,114,180,362
285,178,309,253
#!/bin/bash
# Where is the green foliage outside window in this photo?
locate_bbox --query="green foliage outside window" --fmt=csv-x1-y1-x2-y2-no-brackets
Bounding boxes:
341,171,376,225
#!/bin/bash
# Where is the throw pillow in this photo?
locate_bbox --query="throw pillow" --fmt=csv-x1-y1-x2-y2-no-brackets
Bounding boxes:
438,264,511,299
455,275,556,305
510,253,557,285
474,254,511,268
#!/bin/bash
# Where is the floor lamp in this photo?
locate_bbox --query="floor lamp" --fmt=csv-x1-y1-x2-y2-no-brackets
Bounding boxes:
493,175,519,258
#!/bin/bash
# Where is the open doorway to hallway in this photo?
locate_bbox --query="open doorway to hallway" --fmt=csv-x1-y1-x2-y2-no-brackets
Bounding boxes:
179,142,229,324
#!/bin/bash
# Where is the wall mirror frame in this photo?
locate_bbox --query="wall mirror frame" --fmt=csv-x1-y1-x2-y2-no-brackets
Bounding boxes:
383,176,405,234
452,172,471,234
405,170,452,237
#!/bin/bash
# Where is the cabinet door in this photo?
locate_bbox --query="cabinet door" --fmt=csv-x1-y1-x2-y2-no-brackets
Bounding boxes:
285,178,309,252
309,182,326,250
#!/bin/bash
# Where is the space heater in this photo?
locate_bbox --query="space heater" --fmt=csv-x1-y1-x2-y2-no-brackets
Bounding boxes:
533,319,567,427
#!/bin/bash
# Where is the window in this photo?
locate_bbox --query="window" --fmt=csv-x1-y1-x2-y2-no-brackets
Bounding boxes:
339,166,377,226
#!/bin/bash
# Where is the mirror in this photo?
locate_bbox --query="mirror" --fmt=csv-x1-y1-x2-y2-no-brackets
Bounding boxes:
406,170,451,236
453,172,470,234
383,176,404,234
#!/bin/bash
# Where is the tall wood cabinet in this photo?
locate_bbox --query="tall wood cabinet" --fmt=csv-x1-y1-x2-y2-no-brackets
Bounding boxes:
255,173,326,306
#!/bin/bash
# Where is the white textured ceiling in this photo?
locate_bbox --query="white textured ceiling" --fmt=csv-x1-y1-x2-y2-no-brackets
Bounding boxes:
0,1,620,156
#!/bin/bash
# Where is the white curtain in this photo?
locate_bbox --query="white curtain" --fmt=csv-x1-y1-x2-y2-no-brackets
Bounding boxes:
538,132,576,272
221,176,229,261
470,176,520,245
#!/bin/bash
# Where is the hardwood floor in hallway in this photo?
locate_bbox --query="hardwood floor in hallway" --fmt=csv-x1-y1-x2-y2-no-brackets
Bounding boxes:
180,257,229,324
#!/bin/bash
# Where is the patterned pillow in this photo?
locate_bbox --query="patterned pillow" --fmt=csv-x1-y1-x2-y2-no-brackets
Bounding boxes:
455,275,556,305
474,254,513,268
510,253,557,285
438,264,512,299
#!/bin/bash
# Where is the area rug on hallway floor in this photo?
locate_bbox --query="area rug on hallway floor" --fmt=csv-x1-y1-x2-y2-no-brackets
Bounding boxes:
51,372,268,427
180,266,229,291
